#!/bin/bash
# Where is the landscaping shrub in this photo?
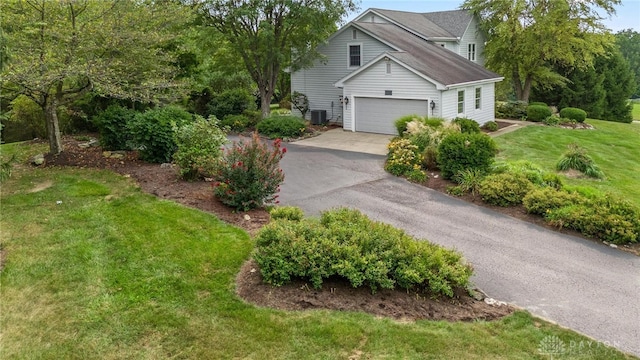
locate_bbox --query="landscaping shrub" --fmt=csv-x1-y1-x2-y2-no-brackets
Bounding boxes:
481,121,498,132
556,143,604,179
526,105,552,122
478,172,535,207
422,145,439,170
496,100,527,119
92,105,137,150
491,160,560,188
385,138,425,177
221,114,251,132
207,88,256,120
452,117,481,133
242,109,262,127
543,116,561,126
173,116,226,180
269,206,304,221
212,133,286,211
423,117,445,128
529,102,548,107
546,196,640,244
437,133,498,179
523,187,582,215
254,208,472,296
127,106,194,163
394,114,423,136
256,115,305,139
559,107,587,123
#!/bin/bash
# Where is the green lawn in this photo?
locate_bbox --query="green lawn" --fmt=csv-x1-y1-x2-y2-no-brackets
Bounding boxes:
494,119,640,206
633,102,640,121
0,143,636,359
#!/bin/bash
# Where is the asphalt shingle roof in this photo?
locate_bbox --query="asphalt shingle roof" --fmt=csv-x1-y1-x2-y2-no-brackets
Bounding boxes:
369,8,473,39
352,22,501,86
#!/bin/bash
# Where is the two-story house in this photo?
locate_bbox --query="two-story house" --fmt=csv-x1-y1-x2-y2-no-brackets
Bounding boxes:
291,8,503,135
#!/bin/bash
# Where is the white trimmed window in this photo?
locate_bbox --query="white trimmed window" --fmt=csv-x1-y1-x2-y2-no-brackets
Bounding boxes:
468,43,476,61
457,90,465,114
348,43,362,67
475,87,481,109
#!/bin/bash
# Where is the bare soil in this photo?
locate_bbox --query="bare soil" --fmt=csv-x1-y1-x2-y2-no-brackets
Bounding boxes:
35,134,514,322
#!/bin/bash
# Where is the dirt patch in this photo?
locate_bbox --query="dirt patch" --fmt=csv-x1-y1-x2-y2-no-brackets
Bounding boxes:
236,259,513,322
28,180,54,193
39,134,515,321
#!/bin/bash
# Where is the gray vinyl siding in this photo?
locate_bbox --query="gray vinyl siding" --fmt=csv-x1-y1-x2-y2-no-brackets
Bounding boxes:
459,17,485,66
342,60,440,131
441,83,495,125
291,25,394,122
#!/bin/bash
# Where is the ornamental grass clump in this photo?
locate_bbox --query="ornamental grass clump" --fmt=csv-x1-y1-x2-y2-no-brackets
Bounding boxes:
556,143,604,179
212,133,286,211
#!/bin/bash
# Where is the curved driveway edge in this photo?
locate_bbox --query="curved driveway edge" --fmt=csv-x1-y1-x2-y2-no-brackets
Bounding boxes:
279,144,640,357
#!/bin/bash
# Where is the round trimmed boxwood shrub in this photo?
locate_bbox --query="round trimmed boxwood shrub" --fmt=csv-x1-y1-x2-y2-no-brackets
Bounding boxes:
256,115,306,139
437,132,498,179
559,107,587,123
529,101,547,107
478,172,535,207
127,106,194,163
92,105,137,150
481,121,498,132
269,206,304,221
452,117,481,133
254,208,472,296
526,105,552,122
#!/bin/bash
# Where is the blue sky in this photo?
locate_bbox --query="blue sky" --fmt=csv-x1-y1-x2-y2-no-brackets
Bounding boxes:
348,0,640,32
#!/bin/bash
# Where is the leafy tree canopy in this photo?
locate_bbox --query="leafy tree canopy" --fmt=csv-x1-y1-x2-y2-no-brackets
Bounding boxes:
463,0,618,102
1,0,194,154
615,29,640,97
200,0,358,118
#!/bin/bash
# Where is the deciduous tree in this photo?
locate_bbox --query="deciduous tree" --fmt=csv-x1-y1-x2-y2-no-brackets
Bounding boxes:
1,0,193,154
200,0,357,118
463,0,618,102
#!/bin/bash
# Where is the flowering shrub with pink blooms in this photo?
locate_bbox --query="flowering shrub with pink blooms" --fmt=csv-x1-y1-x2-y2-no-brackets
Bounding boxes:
212,132,286,211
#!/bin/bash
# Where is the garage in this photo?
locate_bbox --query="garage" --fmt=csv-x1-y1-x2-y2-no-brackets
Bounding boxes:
354,97,429,135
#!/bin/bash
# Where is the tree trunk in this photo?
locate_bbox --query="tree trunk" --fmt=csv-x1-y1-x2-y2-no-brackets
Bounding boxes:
45,97,63,154
512,67,532,102
260,88,272,119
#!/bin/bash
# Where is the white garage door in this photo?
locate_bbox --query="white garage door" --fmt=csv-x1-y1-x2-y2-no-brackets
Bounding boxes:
354,97,429,135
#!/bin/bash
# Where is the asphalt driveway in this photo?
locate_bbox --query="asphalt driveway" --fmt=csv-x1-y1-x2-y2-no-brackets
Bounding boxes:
278,143,640,357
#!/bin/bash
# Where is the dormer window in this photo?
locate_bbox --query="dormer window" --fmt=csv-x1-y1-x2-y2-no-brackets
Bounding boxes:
468,43,476,61
348,44,362,67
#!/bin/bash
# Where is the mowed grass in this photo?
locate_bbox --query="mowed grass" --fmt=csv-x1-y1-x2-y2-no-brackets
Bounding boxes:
0,148,636,359
633,102,640,121
494,119,640,206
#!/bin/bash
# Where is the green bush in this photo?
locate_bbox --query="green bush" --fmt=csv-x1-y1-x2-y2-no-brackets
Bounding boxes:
481,121,498,132
212,133,286,211
492,160,558,188
3,95,46,143
546,196,640,244
207,88,256,120
523,188,582,215
221,114,251,132
173,116,227,180
422,145,439,170
127,106,194,163
92,105,137,150
556,143,604,179
269,206,304,221
394,114,423,136
256,115,305,139
242,109,262,126
452,117,481,134
478,173,535,207
385,138,424,176
254,208,472,296
496,100,528,119
543,116,560,126
423,117,445,128
529,101,547,107
437,133,498,179
526,105,552,122
559,107,587,123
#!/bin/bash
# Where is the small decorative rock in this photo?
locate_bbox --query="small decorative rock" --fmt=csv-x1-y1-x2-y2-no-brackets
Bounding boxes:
102,151,112,157
609,244,618,249
32,154,45,166
160,163,173,169
244,214,251,221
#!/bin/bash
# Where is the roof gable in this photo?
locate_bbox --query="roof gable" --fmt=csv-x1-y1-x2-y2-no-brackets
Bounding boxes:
346,22,501,87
